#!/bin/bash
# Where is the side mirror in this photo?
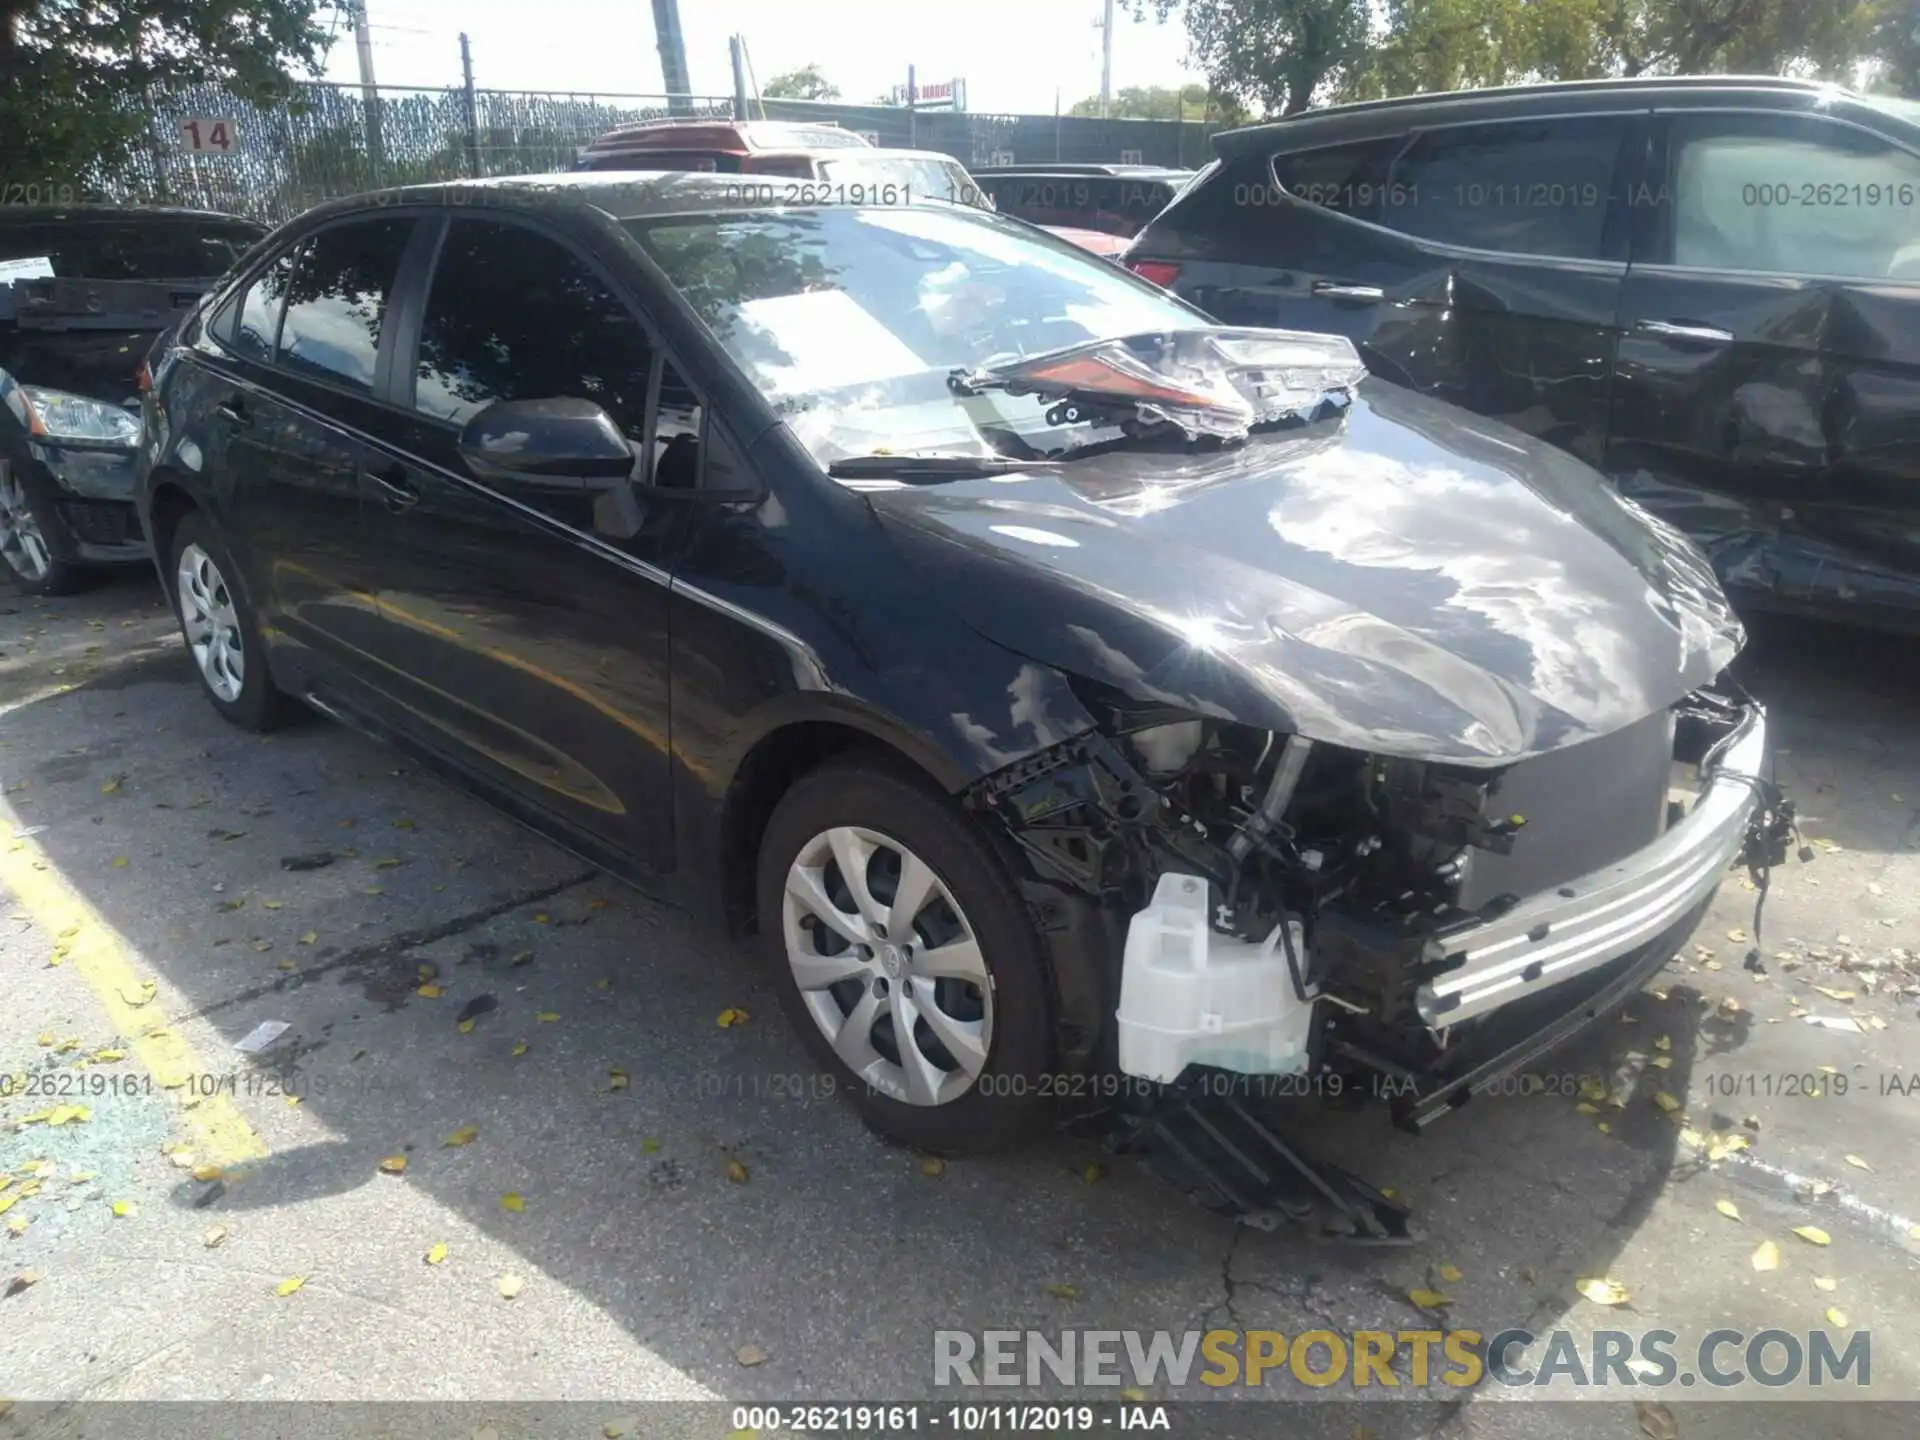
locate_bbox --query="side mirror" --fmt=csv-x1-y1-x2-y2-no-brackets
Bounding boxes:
457,397,635,487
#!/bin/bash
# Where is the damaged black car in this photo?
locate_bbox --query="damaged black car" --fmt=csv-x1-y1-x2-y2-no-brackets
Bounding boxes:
135,178,1791,1217
1,204,265,593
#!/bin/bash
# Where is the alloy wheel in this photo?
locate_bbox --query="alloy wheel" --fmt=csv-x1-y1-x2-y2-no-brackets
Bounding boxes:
781,825,993,1107
176,542,246,703
0,466,52,582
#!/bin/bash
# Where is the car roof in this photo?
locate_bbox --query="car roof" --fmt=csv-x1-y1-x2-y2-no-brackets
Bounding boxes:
581,119,868,154
0,204,266,230
1213,75,1881,155
312,171,973,228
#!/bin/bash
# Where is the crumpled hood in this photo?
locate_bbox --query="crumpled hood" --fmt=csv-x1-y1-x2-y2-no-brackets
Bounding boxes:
865,380,1743,765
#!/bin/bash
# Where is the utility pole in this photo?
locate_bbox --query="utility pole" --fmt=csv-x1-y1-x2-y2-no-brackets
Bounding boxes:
651,0,693,116
907,64,917,148
729,35,749,121
1099,0,1113,120
351,0,384,173
459,33,480,178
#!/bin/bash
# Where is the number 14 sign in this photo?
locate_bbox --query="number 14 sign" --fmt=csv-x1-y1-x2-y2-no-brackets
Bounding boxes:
178,118,240,153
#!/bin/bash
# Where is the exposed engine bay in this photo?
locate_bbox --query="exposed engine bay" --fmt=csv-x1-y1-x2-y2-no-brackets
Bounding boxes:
967,676,1790,1136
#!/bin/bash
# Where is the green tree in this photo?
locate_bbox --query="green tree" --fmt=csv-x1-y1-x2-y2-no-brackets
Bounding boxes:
0,0,331,195
1868,0,1920,95
1136,0,1371,115
763,63,840,101
1067,82,1250,123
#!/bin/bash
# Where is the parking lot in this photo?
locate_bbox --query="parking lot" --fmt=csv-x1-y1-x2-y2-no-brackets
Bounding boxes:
2,569,1918,1439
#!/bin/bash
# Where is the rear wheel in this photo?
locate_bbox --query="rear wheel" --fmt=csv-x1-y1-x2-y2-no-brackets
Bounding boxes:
169,512,300,731
0,462,90,596
756,755,1057,1154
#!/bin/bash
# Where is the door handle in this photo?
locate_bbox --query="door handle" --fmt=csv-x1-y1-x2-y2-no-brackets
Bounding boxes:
364,466,420,512
1636,319,1733,345
214,400,250,428
1312,281,1385,302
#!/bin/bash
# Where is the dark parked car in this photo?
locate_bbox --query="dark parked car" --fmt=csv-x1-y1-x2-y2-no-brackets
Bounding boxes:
1124,76,1920,631
973,164,1194,240
136,175,1779,1179
1,204,265,593
575,118,986,209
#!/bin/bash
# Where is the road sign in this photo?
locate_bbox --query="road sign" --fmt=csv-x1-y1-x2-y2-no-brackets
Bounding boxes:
178,118,240,154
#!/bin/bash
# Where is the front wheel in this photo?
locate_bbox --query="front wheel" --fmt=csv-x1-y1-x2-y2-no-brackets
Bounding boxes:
0,461,91,596
756,755,1058,1155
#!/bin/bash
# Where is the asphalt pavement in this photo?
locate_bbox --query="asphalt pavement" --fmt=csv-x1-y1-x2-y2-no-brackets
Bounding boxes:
1,570,1917,1440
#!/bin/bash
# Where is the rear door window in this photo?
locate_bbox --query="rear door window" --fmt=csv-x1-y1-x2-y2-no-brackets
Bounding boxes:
225,246,298,362
275,217,415,393
1381,117,1628,260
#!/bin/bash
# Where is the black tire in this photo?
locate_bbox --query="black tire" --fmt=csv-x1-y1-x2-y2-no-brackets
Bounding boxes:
168,511,302,732
755,752,1058,1155
0,461,94,596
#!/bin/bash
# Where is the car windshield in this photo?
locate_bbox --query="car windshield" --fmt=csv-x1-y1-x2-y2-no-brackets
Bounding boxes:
629,205,1207,466
0,218,261,283
820,155,990,207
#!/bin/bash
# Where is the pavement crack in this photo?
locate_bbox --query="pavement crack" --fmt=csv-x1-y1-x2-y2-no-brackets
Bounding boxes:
165,869,597,1024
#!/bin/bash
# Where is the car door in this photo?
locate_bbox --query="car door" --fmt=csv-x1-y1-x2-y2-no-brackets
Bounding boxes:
344,212,694,872
1159,115,1638,470
1608,106,1920,624
206,215,421,695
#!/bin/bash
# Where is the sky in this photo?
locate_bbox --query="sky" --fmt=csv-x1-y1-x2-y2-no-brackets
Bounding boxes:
319,0,1208,115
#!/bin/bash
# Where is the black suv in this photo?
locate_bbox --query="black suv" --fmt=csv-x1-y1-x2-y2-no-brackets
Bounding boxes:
972,164,1193,239
1,205,265,593
1126,77,1920,631
136,175,1770,1164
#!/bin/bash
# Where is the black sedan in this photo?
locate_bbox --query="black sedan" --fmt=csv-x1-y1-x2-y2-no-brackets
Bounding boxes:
135,174,1781,1161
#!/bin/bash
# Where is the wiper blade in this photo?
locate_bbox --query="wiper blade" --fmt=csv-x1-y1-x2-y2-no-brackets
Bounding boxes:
826,453,1053,479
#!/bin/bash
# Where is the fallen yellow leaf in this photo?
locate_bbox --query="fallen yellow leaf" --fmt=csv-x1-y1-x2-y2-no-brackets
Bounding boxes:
1826,1307,1849,1327
725,1158,749,1184
299,931,318,945
1845,1155,1872,1172
1752,1240,1782,1271
274,1275,306,1297
1575,1277,1631,1306
536,1011,560,1023
1654,1034,1672,1051
1048,1284,1080,1300
378,1155,407,1175
1792,1226,1832,1247
112,856,129,869
1814,1276,1837,1292
510,1042,529,1057
416,984,443,999
736,1342,769,1366
1437,1264,1464,1283
110,1199,136,1218
608,1068,629,1092
1653,1092,1682,1113
716,1007,750,1028
425,1242,448,1265
191,1165,223,1183
1576,1101,1600,1114
442,1126,479,1147
1716,1199,1742,1221
1120,1387,1147,1403
202,1226,226,1248
1408,1288,1453,1309
919,1156,946,1177
498,1273,524,1299
500,1192,525,1213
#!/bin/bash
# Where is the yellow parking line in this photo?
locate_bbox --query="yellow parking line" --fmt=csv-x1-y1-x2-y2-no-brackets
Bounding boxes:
1,831,267,1167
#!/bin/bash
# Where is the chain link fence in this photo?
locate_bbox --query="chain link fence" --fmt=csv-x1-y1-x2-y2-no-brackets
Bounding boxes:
110,81,1223,222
